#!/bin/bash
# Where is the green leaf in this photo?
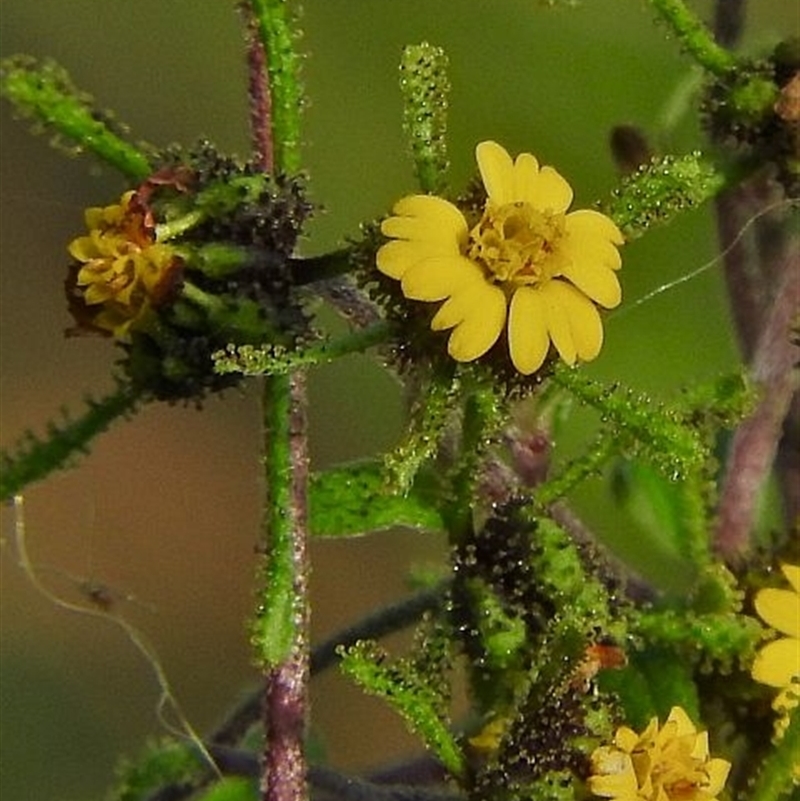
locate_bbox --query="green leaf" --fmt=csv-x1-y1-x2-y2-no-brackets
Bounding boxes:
609,459,701,591
749,704,800,801
339,640,465,778
196,778,258,801
110,738,204,801
309,461,444,537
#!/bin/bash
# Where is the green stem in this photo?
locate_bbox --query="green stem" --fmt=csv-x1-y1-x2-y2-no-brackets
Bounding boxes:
248,0,304,173
443,382,503,542
253,375,296,665
254,373,311,801
535,437,616,508
649,0,738,76
179,281,227,316
399,43,450,194
1,383,141,502
384,368,459,494
0,56,152,181
156,209,206,242
239,3,309,799
261,372,310,801
215,321,392,376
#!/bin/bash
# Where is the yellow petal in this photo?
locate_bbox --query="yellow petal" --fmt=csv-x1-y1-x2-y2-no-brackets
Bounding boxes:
541,287,575,365
84,206,106,229
666,706,697,737
564,213,623,287
691,730,711,760
560,249,622,308
525,165,574,214
401,255,481,301
83,283,114,305
543,281,604,364
781,563,800,594
508,287,550,374
566,209,625,248
382,195,468,244
588,749,638,799
114,280,137,306
391,193,460,221
476,141,515,205
445,284,506,361
76,262,103,285
755,587,800,638
615,726,641,754
377,240,455,280
564,288,603,362
752,638,800,687
587,774,638,800
430,278,494,331
512,152,540,200
706,758,732,796
68,236,101,262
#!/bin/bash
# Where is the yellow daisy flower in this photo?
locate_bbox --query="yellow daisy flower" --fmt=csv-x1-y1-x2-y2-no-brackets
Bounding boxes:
66,190,182,338
588,706,731,801
376,140,623,374
752,562,800,774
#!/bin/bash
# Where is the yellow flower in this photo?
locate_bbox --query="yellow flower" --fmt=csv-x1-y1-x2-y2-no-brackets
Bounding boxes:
376,141,623,374
66,190,182,338
588,706,731,801
752,562,800,775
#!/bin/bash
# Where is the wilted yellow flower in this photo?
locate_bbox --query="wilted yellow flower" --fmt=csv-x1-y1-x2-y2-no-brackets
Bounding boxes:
588,706,730,801
752,562,800,776
376,140,623,374
66,190,182,338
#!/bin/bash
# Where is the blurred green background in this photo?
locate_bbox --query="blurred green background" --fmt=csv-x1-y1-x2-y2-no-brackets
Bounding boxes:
1,2,795,798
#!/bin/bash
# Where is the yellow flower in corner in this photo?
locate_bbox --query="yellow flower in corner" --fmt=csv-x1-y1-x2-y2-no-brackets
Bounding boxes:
588,706,730,801
66,190,183,338
376,140,623,374
752,563,800,762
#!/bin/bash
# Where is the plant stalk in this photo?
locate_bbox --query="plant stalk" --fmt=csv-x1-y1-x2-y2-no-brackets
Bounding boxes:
714,239,800,561
240,2,310,798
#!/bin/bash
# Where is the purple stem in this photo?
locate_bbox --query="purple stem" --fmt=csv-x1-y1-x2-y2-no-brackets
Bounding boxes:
710,0,800,557
715,183,772,362
240,1,274,173
714,239,800,561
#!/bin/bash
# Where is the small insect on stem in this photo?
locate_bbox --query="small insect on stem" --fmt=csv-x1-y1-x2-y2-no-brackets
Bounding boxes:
78,579,117,612
569,642,627,693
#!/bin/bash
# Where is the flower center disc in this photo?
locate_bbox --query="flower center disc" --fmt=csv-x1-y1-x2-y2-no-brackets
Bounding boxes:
468,201,566,286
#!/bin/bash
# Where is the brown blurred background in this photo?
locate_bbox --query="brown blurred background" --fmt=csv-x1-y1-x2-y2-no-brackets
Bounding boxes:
1,1,795,798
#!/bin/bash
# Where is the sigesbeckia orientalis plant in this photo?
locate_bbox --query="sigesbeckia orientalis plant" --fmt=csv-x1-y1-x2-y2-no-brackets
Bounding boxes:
1,2,798,801
377,141,624,375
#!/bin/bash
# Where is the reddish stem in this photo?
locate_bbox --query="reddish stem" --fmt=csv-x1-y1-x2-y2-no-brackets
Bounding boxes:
241,1,274,173
715,240,800,561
